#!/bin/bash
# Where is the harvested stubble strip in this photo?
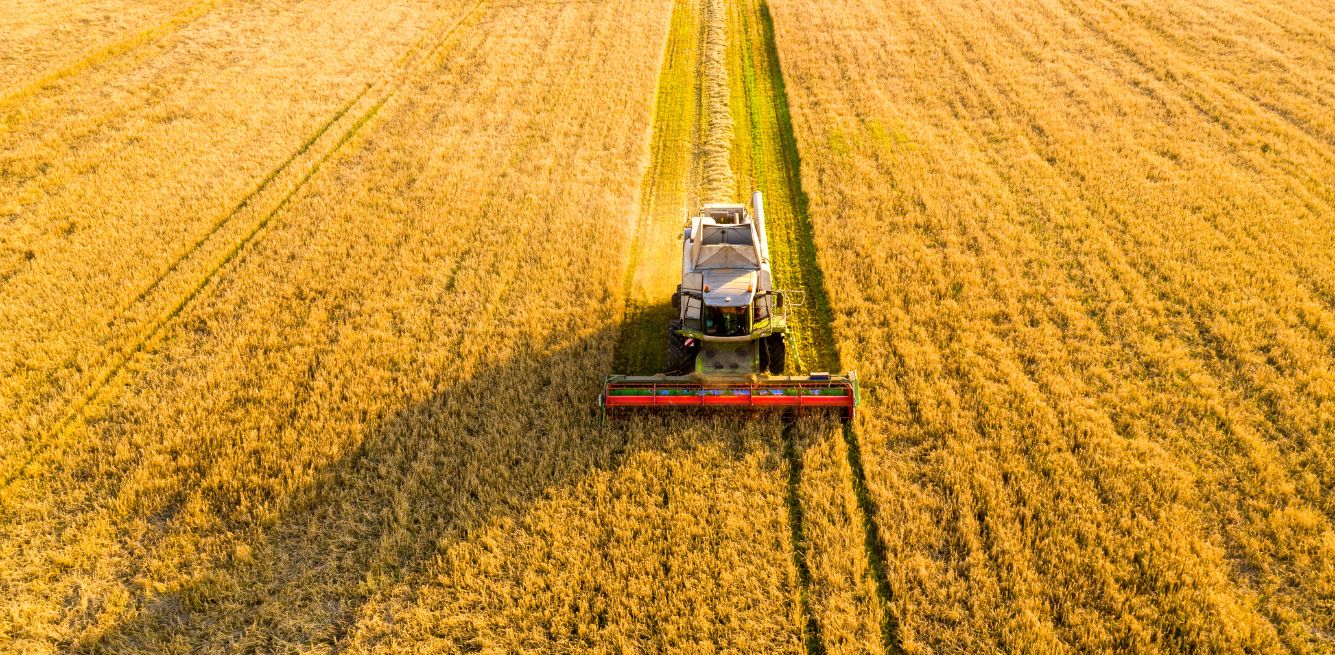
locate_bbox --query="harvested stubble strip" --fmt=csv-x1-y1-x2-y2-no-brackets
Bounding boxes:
768,0,1334,650
697,0,736,201
0,1,807,651
613,0,702,376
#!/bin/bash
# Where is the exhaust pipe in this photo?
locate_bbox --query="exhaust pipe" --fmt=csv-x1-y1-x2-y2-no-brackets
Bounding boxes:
751,190,771,264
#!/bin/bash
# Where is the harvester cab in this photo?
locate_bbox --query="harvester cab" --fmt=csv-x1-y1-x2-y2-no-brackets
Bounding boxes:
600,192,859,421
669,197,789,376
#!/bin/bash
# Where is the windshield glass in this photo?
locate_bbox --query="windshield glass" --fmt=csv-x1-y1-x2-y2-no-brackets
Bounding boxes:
704,305,750,336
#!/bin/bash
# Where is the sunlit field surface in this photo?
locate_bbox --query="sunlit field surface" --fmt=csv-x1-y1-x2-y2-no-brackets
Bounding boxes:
769,0,1335,650
3,0,1333,652
1,0,814,651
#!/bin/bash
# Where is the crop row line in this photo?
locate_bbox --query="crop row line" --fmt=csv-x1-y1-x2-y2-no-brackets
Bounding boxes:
1056,0,1335,308
998,0,1334,493
2,0,489,493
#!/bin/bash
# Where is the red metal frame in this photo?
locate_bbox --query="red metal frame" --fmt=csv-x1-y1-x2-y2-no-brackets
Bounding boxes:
602,380,856,421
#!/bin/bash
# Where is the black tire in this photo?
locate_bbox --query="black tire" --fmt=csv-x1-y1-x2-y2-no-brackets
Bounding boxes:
764,334,787,375
666,320,698,374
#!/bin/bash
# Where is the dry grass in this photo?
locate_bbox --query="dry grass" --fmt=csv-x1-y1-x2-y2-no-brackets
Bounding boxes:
768,0,1335,650
6,0,1326,651
698,0,736,201
0,0,461,453
0,0,200,100
0,0,817,652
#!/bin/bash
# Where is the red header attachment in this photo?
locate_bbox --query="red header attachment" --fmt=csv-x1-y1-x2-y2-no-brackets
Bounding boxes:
600,373,859,422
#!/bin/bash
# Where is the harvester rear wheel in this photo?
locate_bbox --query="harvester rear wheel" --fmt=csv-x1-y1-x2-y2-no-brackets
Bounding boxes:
666,320,698,374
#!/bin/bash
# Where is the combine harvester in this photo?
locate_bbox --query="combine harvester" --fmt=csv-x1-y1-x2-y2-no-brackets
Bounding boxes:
601,192,859,421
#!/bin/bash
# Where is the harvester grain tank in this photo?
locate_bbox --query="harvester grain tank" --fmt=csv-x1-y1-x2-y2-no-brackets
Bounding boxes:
600,191,859,420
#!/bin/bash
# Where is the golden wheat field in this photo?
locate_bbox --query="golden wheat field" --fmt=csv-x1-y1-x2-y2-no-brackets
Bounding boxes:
1,0,1332,652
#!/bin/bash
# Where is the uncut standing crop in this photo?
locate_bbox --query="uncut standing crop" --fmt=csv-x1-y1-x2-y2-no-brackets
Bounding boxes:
0,1,812,652
767,0,1335,650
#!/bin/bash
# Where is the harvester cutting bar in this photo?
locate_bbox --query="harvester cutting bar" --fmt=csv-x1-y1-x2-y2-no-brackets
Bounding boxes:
600,372,859,422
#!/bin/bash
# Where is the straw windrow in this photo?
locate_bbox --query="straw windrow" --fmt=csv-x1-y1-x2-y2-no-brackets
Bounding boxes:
698,0,735,201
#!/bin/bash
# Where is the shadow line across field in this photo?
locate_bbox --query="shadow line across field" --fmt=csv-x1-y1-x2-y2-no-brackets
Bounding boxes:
80,318,807,652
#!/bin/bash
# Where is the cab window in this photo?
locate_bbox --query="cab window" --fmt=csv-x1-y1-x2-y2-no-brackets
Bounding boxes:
704,306,750,336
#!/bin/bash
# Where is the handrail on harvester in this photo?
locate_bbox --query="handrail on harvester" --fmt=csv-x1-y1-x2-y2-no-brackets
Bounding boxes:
599,372,859,423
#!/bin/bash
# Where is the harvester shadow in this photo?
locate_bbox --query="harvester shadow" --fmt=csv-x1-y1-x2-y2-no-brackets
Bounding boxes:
83,317,819,653
612,299,675,375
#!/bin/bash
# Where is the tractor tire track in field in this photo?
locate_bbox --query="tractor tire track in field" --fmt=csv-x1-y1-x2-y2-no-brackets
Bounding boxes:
614,0,901,650
0,0,228,118
0,0,499,285
121,83,374,311
728,0,904,651
780,421,827,655
119,0,504,299
612,0,836,649
0,1,489,492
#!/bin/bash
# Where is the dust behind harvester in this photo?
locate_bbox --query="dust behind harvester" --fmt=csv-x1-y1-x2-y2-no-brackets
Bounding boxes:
601,191,859,421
